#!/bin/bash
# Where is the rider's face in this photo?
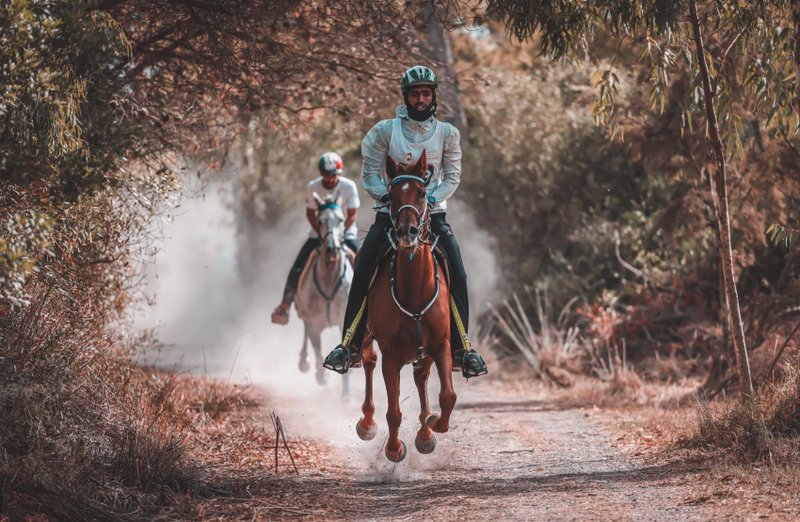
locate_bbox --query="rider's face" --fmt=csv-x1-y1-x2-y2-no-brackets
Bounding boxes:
321,172,338,189
407,86,433,111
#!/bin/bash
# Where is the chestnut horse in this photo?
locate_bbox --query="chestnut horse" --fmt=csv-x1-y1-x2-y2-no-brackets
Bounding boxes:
355,151,457,462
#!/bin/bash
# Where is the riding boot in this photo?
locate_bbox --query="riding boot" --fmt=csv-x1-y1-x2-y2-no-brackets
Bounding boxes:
323,214,391,374
273,238,319,325
430,213,488,378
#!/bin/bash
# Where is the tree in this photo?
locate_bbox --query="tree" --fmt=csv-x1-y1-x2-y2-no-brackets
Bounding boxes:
465,0,800,398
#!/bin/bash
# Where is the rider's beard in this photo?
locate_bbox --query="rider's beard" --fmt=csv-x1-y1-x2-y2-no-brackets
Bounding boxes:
404,92,436,121
321,176,338,189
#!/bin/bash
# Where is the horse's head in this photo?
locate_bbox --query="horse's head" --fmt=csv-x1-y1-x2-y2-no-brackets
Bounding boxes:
386,151,430,250
313,191,345,260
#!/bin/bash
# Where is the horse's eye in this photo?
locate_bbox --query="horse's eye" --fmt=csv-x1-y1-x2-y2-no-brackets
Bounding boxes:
418,190,426,200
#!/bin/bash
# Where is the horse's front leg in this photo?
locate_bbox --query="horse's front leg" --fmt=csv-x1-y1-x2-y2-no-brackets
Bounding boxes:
426,339,457,434
413,357,437,454
382,353,407,462
356,336,378,441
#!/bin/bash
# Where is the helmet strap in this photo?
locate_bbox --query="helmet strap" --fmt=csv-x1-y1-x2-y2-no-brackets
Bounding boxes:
404,90,437,121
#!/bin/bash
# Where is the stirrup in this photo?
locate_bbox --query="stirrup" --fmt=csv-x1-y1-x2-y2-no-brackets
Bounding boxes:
271,304,289,325
453,349,488,379
323,344,361,374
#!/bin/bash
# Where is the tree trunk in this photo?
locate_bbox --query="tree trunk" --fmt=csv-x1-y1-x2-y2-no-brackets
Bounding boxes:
689,0,754,398
420,4,467,130
793,0,800,120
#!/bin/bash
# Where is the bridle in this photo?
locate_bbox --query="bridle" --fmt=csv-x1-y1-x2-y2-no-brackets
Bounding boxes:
386,174,432,249
314,201,347,322
385,174,440,367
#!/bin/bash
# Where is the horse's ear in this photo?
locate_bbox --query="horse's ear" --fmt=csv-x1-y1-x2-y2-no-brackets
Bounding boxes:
386,156,398,180
417,150,427,178
333,188,342,205
312,192,324,206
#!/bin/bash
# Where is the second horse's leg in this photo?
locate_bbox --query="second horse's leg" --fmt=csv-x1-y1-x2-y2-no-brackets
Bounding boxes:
413,357,437,454
356,337,378,440
382,354,407,462
298,322,310,373
309,326,327,385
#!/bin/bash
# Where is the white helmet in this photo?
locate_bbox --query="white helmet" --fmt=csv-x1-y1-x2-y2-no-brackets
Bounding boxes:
318,152,343,175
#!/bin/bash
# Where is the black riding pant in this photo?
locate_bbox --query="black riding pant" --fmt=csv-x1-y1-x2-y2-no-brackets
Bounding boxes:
282,236,360,305
341,212,469,351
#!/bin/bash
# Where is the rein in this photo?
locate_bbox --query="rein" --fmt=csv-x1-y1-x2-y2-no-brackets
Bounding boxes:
386,176,441,366
313,214,347,323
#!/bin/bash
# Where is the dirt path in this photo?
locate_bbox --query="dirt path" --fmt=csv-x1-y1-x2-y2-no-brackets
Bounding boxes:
257,379,712,520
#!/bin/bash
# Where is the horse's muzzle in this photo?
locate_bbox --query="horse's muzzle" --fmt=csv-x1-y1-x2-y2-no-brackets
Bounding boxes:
396,224,419,248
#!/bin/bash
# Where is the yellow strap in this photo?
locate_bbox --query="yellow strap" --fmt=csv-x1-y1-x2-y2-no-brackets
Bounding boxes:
449,295,471,351
342,298,367,347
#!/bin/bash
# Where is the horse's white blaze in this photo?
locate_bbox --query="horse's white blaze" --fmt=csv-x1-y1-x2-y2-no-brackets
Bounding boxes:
402,182,409,191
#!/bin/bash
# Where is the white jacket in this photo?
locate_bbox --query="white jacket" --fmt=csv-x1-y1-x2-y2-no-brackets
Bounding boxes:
361,105,461,214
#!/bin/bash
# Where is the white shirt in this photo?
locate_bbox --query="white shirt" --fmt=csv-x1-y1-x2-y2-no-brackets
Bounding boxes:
305,176,360,240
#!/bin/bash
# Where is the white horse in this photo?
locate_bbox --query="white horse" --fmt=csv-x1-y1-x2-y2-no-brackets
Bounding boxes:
295,192,354,393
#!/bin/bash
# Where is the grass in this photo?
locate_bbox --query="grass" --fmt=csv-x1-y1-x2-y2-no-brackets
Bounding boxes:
691,362,800,463
0,285,269,519
489,286,583,381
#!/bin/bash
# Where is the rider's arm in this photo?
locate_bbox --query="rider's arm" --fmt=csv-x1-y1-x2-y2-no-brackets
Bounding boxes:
428,124,461,204
361,120,393,201
344,208,357,229
306,208,319,234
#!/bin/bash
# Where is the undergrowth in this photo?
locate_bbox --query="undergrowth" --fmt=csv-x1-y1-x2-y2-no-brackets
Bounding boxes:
692,362,800,463
0,285,255,520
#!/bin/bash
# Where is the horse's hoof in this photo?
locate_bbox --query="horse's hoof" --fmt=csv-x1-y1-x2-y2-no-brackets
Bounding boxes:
385,440,407,462
315,371,327,385
426,414,448,433
414,433,437,454
356,419,377,441
298,358,310,373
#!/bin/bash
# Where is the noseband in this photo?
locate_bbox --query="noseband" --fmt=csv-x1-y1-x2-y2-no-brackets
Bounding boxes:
318,202,344,251
385,174,440,367
388,174,431,240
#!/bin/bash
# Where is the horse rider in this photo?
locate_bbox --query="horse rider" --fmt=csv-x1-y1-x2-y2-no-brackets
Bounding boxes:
271,152,360,325
323,65,488,378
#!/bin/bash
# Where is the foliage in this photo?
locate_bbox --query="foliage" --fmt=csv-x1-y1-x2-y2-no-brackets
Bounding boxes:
0,0,427,516
452,6,799,377
479,1,799,150
693,362,800,463
767,222,800,249
489,286,582,380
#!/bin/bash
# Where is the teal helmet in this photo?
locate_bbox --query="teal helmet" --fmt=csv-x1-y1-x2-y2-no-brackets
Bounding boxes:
318,152,343,175
400,65,438,93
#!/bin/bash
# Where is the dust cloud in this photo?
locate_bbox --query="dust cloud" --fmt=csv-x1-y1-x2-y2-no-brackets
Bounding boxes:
133,173,501,478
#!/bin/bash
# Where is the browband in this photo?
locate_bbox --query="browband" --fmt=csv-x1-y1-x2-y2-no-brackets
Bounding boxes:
389,175,425,187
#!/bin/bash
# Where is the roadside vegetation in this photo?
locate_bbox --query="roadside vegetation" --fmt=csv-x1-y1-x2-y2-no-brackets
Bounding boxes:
2,0,800,518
